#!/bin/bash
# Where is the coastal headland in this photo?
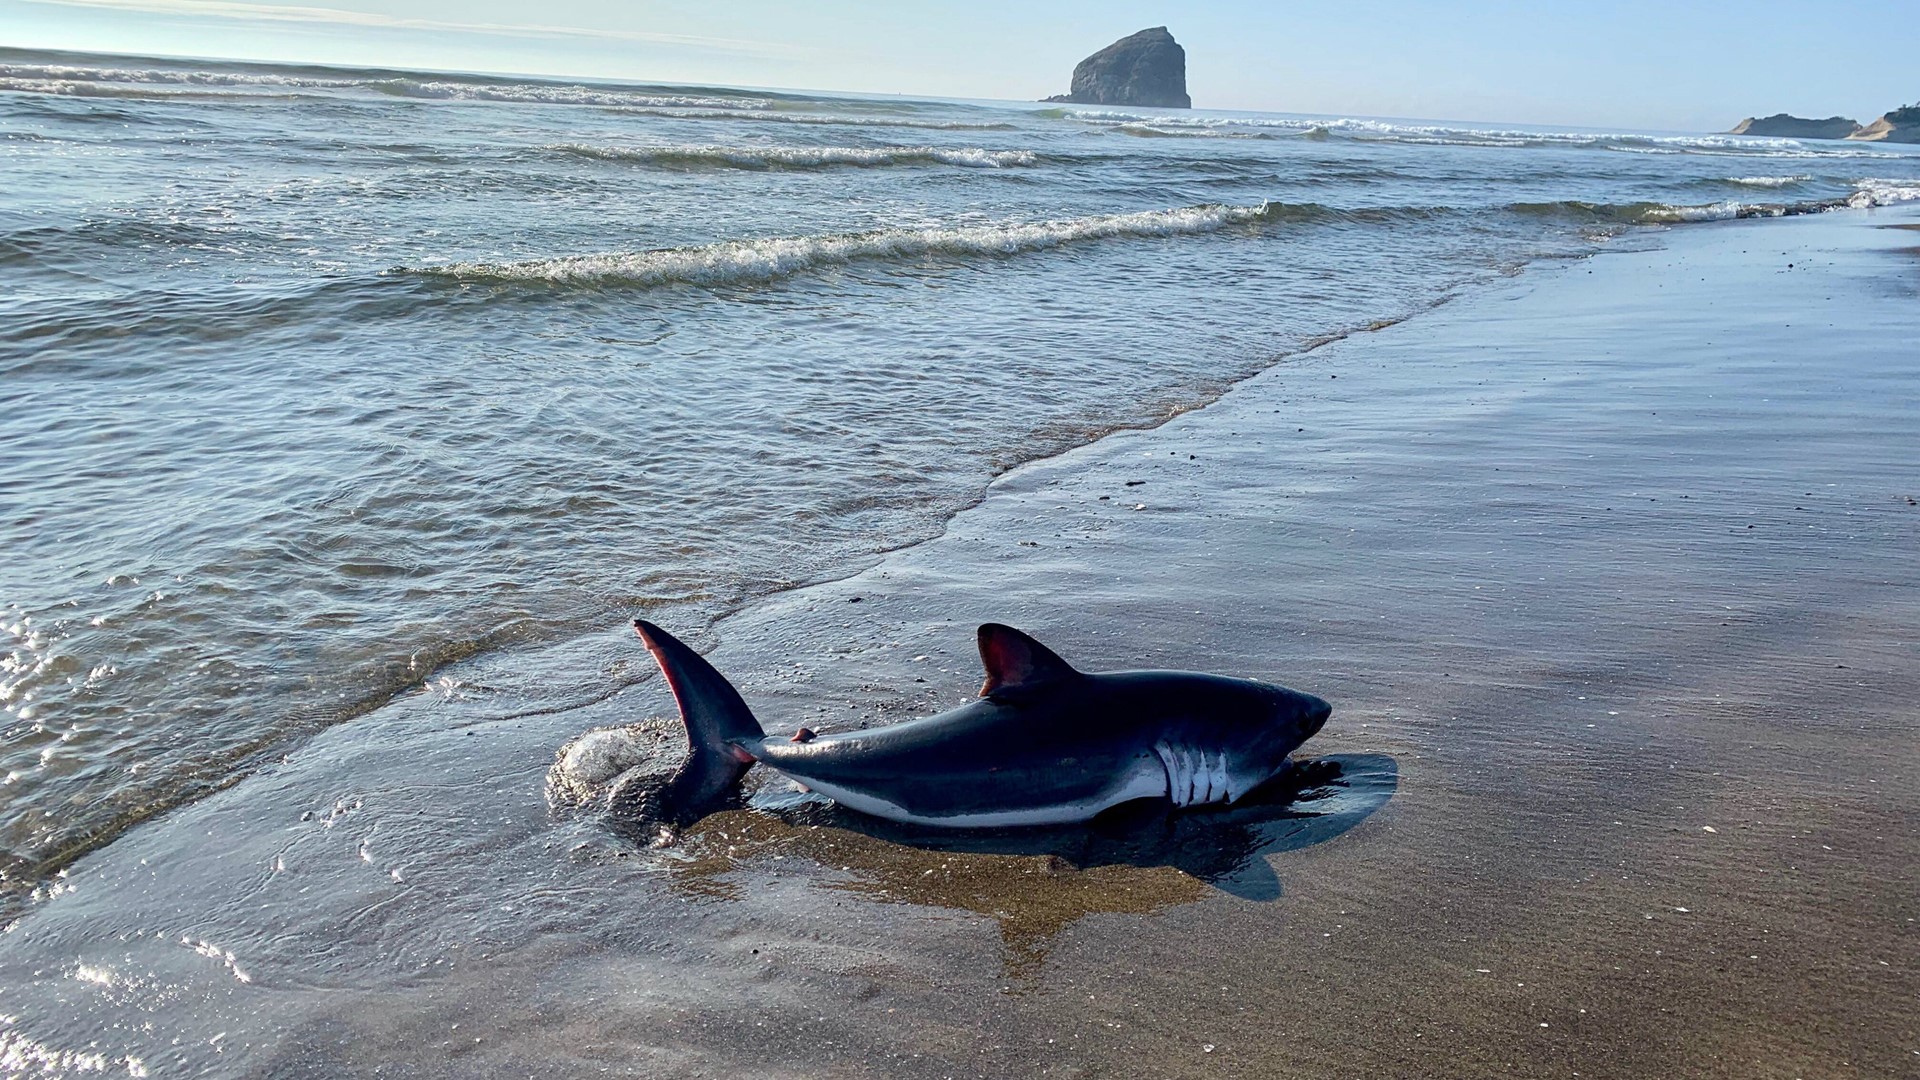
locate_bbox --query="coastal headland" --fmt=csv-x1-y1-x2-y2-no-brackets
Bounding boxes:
1729,113,1864,139
1731,104,1920,142
3,204,1915,1077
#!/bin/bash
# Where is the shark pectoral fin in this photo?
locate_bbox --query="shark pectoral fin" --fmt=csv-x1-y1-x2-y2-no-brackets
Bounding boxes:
976,623,1081,698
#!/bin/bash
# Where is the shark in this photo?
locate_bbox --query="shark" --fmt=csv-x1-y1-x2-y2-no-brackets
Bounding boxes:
629,618,1332,829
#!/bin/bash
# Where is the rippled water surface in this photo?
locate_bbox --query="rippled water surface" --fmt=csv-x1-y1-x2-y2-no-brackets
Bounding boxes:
3,46,1919,899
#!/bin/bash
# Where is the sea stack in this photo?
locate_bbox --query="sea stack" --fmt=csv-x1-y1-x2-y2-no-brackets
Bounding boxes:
1727,114,1862,139
1848,103,1920,143
1045,27,1190,109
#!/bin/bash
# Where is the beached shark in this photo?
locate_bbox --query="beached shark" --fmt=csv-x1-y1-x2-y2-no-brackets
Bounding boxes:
628,619,1332,829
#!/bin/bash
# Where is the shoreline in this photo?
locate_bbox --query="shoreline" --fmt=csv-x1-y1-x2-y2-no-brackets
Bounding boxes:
676,204,1920,1076
2,205,1916,1076
9,41,1920,904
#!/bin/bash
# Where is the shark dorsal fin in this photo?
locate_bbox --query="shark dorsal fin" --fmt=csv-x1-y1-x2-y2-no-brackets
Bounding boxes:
977,623,1079,699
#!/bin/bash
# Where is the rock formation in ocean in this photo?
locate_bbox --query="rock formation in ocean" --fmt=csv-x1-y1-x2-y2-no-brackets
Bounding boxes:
1847,103,1920,143
1728,113,1861,139
1045,27,1190,109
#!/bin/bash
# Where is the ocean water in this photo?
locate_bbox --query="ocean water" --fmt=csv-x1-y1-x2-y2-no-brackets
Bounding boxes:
3,45,1919,909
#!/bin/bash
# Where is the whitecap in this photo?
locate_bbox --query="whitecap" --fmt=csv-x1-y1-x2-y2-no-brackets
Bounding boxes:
1723,175,1812,187
369,78,767,110
408,202,1280,288
1848,179,1920,207
549,144,1038,169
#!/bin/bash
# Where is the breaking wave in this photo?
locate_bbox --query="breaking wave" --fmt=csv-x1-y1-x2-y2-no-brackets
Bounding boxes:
1848,178,1920,207
0,61,357,90
403,202,1298,288
0,77,306,101
1721,175,1813,188
366,79,767,110
393,178,1920,294
1050,109,1914,159
0,61,359,93
607,109,1017,130
0,58,779,110
548,143,1039,169
1512,198,1805,225
0,82,1011,135
1512,180,1920,226
1112,123,1273,140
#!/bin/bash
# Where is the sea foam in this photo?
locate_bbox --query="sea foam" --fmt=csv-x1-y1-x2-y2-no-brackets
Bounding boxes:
409,202,1279,288
1051,109,1911,159
1848,179,1920,207
549,143,1039,169
369,79,765,110
1638,201,1783,223
1723,175,1812,188
0,60,773,110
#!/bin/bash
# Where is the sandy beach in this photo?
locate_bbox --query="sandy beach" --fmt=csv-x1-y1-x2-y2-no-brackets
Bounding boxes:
3,205,1916,1077
650,205,1920,1077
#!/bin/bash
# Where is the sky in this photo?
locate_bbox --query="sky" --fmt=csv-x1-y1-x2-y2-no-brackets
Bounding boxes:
4,0,1916,132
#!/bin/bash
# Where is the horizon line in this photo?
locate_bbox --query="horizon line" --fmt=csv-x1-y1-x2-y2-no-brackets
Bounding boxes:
0,40,1771,139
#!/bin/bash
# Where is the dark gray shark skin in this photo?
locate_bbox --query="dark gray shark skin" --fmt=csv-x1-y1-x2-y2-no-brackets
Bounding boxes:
631,619,1332,829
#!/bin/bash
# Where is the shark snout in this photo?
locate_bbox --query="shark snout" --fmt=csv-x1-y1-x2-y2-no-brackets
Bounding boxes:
1301,693,1333,737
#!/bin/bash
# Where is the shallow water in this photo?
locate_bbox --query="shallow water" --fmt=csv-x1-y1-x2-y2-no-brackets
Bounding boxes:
3,46,1920,925
1,203,1912,1078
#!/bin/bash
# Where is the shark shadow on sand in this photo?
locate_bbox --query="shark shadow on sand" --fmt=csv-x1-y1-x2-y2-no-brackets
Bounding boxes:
564,745,1395,980
550,619,1390,979
739,751,1398,901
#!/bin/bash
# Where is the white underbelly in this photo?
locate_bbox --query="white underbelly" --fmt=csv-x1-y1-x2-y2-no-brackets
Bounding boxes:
776,758,1168,828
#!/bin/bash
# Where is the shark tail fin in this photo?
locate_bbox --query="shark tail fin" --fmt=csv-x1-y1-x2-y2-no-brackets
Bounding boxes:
631,619,763,821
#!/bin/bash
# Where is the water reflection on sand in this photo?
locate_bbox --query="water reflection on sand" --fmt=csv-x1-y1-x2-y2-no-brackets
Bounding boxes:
621,755,1396,979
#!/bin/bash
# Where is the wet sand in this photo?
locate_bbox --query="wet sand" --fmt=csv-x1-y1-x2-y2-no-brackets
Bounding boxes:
3,207,1917,1077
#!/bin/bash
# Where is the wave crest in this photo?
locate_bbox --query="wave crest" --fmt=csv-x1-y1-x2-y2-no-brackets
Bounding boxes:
1052,109,1913,159
548,143,1039,169
402,202,1293,289
1722,175,1812,188
1512,199,1794,224
1508,182,1920,226
367,79,765,110
1848,179,1920,208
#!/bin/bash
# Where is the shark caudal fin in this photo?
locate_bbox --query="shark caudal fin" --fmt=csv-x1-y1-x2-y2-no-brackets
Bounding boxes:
631,619,764,822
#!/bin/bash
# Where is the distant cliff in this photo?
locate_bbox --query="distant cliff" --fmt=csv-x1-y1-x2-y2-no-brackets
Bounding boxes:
1848,103,1920,143
1728,113,1861,139
1045,27,1190,109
